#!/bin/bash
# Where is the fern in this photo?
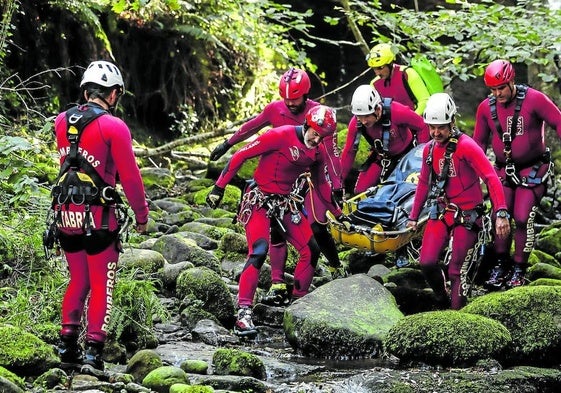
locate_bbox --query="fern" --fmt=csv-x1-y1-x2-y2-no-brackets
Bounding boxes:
107,274,170,346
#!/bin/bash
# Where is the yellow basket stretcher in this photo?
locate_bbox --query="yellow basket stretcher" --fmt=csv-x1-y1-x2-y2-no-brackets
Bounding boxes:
327,191,428,253
327,143,428,254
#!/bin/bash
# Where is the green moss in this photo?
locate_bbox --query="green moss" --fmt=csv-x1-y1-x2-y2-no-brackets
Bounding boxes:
176,267,235,326
527,249,559,268
0,325,58,375
0,366,25,389
192,184,241,211
529,278,561,286
212,348,266,380
383,310,510,367
463,286,561,365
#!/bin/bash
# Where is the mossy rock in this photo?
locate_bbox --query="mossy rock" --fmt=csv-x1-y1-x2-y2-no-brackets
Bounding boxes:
212,348,266,380
218,231,248,254
142,366,190,393
192,184,241,212
463,286,561,366
527,249,560,268
383,310,510,367
141,167,176,189
176,267,235,327
126,349,164,383
535,222,561,256
0,325,59,376
0,366,25,390
180,359,209,375
170,384,214,393
527,262,561,282
384,267,427,289
184,178,215,192
529,278,561,286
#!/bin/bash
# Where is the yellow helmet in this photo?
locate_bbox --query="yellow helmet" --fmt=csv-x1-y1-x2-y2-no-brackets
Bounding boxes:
366,43,396,68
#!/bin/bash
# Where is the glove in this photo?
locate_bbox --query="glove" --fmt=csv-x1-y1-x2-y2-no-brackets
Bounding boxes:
209,140,232,161
332,188,345,207
206,185,225,209
338,214,354,232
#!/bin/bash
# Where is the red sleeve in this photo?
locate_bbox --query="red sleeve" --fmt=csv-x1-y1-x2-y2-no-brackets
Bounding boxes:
472,98,492,152
460,136,507,212
397,103,430,144
103,116,149,224
227,102,276,145
216,130,281,189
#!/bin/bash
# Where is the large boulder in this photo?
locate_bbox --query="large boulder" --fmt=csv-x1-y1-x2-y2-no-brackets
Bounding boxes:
119,248,166,274
384,310,511,367
283,274,403,358
0,325,59,376
176,267,236,328
463,286,561,366
152,234,221,273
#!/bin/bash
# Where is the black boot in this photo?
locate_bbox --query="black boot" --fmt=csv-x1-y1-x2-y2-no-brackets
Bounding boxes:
422,265,450,309
57,335,83,367
484,256,511,290
83,340,105,371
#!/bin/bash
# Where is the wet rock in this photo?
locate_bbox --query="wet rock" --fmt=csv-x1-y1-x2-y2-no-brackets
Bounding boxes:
284,274,404,358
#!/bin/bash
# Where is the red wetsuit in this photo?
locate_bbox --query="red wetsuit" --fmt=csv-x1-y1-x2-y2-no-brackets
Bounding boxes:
215,125,342,305
473,86,561,266
409,133,507,309
372,64,430,115
341,100,429,194
54,104,149,343
227,99,319,144
226,98,343,277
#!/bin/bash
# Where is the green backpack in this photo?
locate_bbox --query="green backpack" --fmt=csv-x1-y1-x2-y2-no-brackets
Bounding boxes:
402,55,444,103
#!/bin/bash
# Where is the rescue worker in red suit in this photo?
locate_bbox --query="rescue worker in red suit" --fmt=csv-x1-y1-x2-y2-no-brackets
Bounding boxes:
366,43,431,115
53,61,149,371
473,59,561,289
210,69,344,306
206,105,347,336
341,84,429,195
406,93,510,310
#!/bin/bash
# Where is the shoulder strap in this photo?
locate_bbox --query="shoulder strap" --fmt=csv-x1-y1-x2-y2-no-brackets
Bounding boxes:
401,66,417,104
57,104,108,181
430,129,462,198
381,97,392,153
489,84,527,164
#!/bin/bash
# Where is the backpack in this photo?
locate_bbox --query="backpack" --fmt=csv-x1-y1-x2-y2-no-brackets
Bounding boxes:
403,54,444,102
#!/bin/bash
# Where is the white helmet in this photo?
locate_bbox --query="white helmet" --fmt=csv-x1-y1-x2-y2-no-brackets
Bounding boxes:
423,93,457,125
351,85,381,115
80,61,125,92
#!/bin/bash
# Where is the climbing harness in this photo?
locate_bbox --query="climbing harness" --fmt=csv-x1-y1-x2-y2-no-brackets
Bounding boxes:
43,103,129,257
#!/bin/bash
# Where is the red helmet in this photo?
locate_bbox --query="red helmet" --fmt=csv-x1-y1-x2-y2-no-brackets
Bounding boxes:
484,60,515,87
305,105,337,138
279,68,311,99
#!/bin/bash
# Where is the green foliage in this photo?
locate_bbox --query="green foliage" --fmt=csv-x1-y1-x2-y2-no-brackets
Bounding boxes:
340,0,561,86
0,263,66,342
107,274,170,346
